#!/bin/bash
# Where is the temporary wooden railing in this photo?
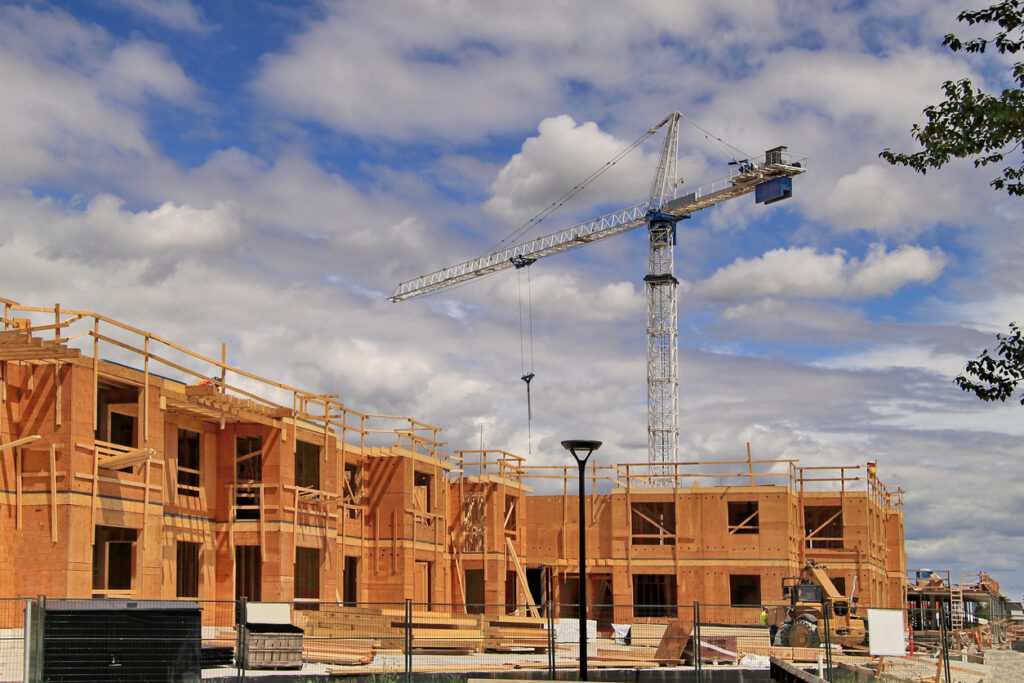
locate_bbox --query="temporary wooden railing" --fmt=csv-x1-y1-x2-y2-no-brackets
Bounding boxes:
227,482,267,558
0,298,450,459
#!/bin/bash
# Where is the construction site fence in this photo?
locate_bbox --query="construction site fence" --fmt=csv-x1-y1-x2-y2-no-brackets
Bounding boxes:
1,598,1010,682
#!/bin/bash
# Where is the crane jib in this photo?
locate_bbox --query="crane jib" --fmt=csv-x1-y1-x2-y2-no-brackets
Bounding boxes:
389,159,804,303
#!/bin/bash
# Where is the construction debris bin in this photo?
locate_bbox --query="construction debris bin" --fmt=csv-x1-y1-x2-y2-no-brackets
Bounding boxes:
242,621,304,669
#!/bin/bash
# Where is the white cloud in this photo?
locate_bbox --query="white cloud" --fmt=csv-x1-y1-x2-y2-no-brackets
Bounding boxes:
0,5,200,184
108,0,211,33
692,244,945,300
104,41,199,104
484,115,656,224
0,191,241,281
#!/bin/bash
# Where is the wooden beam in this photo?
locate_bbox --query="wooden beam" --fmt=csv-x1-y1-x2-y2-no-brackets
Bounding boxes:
49,443,57,543
505,536,539,618
98,447,155,471
728,509,760,535
806,509,843,540
0,435,41,452
15,447,22,530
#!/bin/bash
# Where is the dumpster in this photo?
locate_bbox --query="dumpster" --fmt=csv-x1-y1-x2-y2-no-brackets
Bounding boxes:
241,602,303,670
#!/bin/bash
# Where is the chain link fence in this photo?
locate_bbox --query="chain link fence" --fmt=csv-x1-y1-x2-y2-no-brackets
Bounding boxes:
3,597,1021,681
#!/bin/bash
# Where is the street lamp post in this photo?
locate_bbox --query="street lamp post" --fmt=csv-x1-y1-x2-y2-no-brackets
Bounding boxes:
561,439,602,681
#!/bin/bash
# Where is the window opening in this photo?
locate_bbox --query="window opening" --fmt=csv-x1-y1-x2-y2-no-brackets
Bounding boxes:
729,574,762,605
295,547,320,608
631,501,676,545
804,505,844,549
176,541,200,598
177,429,201,498
295,440,320,490
727,501,759,534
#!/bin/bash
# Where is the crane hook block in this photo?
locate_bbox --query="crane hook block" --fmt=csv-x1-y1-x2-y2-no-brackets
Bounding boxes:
510,256,538,269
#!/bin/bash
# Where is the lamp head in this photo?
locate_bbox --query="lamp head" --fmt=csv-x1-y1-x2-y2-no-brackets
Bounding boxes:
561,439,602,465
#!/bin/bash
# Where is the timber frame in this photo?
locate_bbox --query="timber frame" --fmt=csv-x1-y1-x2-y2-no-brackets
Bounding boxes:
0,296,908,626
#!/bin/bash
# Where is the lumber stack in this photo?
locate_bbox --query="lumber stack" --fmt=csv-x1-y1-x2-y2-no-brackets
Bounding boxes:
478,614,548,652
381,607,482,652
299,604,390,648
629,623,667,647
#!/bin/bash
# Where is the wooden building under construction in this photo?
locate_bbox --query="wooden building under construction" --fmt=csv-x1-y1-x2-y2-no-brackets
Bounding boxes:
0,297,907,617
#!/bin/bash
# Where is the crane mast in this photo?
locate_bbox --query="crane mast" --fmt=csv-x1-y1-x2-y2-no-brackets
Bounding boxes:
391,113,806,469
645,112,683,471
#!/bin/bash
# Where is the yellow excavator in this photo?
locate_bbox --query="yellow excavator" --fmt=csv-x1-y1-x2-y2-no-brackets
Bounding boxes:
767,561,868,649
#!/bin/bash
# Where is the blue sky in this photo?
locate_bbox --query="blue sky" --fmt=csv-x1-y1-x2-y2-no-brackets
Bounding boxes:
2,0,1023,598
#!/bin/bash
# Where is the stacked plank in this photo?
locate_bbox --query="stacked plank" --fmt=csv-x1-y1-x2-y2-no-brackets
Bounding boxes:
478,614,548,652
301,605,483,653
382,608,482,653
629,623,667,647
299,604,390,649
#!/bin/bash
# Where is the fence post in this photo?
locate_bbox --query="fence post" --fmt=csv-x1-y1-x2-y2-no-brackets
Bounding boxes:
547,596,555,679
821,596,833,682
404,598,412,683
35,595,45,683
692,601,701,680
939,604,951,683
236,596,246,683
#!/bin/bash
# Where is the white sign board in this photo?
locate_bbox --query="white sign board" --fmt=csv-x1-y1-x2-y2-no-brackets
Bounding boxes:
868,608,906,657
246,602,291,625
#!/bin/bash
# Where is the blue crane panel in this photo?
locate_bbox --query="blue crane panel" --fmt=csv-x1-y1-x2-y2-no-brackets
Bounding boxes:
755,176,792,205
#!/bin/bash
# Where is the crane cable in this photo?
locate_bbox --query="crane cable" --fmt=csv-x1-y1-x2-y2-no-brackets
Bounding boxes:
517,263,535,455
485,126,661,256
678,112,759,166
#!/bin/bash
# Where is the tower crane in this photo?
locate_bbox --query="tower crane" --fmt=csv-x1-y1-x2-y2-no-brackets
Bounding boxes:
390,112,806,469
